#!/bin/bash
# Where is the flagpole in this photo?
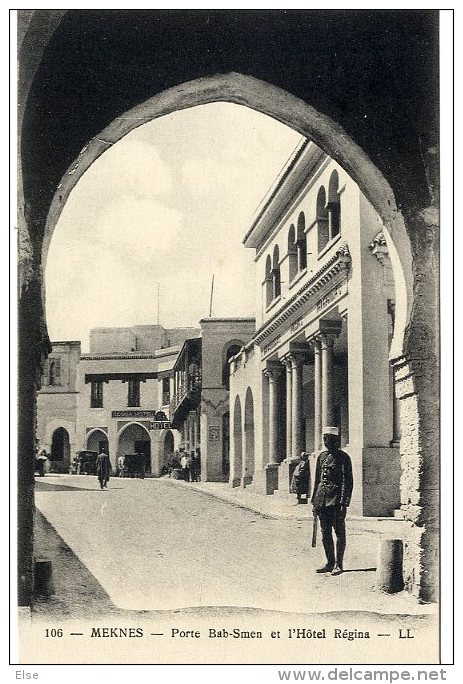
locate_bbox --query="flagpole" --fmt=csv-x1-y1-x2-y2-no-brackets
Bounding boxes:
209,274,214,317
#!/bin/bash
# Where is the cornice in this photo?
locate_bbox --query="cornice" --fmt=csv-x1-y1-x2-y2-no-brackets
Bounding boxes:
369,231,387,249
81,353,162,361
253,243,351,345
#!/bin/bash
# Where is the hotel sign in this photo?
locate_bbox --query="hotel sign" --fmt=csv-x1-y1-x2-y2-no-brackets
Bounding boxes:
316,282,346,313
149,421,171,430
291,317,303,333
112,410,156,418
263,335,281,356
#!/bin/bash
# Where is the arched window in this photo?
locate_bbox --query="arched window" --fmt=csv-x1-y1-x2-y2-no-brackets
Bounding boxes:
222,343,243,389
296,212,307,271
272,245,281,299
316,186,329,253
265,254,272,307
328,170,341,239
287,224,297,282
49,358,61,386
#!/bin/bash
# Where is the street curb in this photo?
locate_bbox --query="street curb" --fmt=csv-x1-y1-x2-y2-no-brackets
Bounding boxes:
154,477,301,520
153,478,408,534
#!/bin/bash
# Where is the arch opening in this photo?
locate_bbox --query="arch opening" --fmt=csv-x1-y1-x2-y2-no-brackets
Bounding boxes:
287,224,297,282
161,429,175,476
34,71,425,595
50,427,70,473
222,341,245,390
86,428,108,455
232,396,243,487
41,74,413,362
116,422,151,476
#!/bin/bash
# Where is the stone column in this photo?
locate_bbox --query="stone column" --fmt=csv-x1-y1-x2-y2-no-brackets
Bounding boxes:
247,362,282,495
290,353,304,459
283,357,292,460
321,334,336,428
311,337,322,451
265,364,282,464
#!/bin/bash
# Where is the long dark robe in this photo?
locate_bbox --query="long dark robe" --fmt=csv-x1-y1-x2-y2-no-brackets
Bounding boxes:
96,453,111,485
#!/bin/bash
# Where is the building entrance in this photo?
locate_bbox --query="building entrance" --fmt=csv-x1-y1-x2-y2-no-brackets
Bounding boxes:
135,440,151,474
50,427,70,472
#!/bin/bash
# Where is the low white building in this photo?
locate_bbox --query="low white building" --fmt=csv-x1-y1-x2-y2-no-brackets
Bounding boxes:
229,140,401,517
37,325,198,474
37,320,255,479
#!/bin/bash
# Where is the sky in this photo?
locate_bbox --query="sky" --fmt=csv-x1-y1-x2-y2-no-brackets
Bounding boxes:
45,103,303,351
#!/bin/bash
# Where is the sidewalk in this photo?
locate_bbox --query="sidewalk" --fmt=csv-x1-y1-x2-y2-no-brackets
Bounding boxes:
159,476,408,538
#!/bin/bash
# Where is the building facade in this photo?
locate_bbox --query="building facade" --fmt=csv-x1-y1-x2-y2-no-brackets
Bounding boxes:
37,325,198,475
170,318,256,482
229,140,401,517
37,320,255,481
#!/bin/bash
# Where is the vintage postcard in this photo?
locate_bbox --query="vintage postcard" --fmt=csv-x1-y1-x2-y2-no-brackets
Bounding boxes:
14,8,450,670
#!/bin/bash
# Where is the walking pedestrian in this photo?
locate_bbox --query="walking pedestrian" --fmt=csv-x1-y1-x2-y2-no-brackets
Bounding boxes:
96,449,112,489
180,448,190,482
117,454,125,477
311,427,353,575
35,449,49,477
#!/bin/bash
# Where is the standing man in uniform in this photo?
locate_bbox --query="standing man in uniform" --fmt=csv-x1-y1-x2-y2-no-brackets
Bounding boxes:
311,427,353,575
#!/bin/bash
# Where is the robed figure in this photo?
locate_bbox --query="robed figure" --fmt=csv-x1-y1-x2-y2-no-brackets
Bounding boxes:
96,451,112,489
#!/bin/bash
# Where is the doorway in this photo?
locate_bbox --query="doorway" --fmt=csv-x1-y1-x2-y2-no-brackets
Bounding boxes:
135,440,151,474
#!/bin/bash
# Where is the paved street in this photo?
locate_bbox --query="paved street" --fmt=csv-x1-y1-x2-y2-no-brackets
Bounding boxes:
35,475,428,615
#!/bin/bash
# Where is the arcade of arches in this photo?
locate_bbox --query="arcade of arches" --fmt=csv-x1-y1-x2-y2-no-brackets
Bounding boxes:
19,11,439,604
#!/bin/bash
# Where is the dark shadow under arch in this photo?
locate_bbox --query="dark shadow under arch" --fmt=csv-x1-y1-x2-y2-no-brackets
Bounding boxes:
40,74,413,360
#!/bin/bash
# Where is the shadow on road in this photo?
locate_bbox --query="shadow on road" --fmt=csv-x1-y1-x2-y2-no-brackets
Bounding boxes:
35,481,123,492
343,567,377,573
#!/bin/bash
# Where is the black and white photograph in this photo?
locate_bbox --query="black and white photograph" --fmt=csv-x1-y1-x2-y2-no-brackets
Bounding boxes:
14,8,449,669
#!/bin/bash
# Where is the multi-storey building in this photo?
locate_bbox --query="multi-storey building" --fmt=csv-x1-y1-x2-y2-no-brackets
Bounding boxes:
37,320,255,480
229,140,401,516
37,325,198,474
169,318,255,481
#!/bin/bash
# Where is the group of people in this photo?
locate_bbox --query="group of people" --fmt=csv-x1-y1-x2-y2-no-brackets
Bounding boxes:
291,427,353,576
166,447,201,482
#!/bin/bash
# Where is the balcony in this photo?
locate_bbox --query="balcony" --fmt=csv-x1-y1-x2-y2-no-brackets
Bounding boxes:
169,371,202,427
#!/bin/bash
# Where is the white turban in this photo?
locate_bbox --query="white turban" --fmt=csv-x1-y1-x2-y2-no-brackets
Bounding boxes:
323,426,339,436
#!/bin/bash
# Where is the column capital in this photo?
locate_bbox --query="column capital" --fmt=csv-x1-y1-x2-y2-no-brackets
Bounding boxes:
263,360,283,380
281,356,293,371
287,352,306,368
320,333,337,350
308,336,322,352
318,317,343,338
286,342,310,367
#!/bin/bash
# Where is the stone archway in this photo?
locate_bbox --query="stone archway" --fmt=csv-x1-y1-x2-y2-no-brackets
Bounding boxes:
163,430,175,472
86,429,109,455
40,74,414,362
18,17,439,604
50,427,70,473
116,422,152,475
